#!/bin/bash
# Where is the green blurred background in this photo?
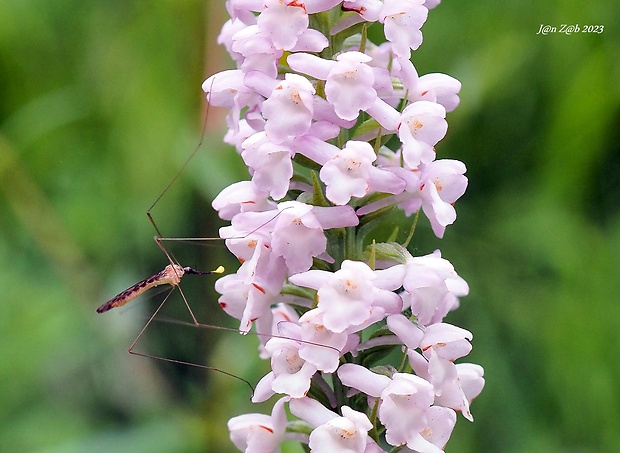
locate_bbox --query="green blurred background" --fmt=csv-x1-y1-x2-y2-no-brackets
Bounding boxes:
1,1,618,452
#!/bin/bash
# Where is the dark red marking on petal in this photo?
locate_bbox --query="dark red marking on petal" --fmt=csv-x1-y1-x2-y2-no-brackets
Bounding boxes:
342,5,365,14
252,283,266,294
290,0,306,12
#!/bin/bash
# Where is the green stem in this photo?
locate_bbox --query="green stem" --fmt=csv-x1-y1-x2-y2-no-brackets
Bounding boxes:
344,225,358,261
402,210,420,248
332,372,347,415
368,397,381,442
359,22,368,54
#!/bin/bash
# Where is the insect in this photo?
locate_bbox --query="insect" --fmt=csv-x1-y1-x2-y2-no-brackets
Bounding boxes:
95,90,336,394
94,102,313,394
95,203,335,393
90,80,267,389
96,264,224,314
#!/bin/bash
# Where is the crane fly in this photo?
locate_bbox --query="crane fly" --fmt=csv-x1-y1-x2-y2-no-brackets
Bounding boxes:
96,264,224,314
92,84,265,390
95,89,337,394
95,207,335,394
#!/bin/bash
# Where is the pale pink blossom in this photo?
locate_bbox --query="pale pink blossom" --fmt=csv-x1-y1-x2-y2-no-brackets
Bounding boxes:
218,18,252,66
341,0,384,21
292,133,340,165
338,364,456,451
398,101,447,169
396,57,461,112
416,159,468,238
289,28,330,52
241,132,294,200
289,260,402,333
386,313,424,349
320,141,406,205
414,73,461,112
221,201,355,269
204,2,483,450
202,69,263,137
407,324,480,421
262,73,315,143
253,340,318,401
202,69,249,109
357,159,467,238
401,250,469,326
424,0,442,8
228,397,288,453
224,117,260,154
381,0,428,58
288,51,397,126
299,0,345,14
324,52,378,121
297,309,350,372
379,375,447,451
219,210,276,264
400,406,456,453
408,349,484,422
231,24,282,77
255,302,301,359
272,203,323,271
215,242,287,332
257,0,309,50
212,181,274,220
455,363,485,407
228,0,343,18
271,201,358,274
420,323,473,361
226,0,262,23
340,0,428,58
289,398,375,453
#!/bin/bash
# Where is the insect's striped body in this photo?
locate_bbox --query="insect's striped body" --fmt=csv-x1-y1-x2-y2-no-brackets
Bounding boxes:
96,264,221,313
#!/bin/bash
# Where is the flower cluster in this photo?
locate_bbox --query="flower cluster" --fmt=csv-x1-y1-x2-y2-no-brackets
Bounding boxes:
205,1,484,452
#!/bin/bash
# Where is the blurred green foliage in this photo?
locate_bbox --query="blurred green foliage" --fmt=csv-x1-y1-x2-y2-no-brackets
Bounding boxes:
1,1,619,452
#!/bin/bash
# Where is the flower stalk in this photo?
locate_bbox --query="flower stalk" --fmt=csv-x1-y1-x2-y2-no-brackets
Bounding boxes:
205,1,484,451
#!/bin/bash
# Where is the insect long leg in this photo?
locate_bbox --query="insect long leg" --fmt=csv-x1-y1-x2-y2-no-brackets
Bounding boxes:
140,81,216,319
153,316,344,354
127,286,175,354
154,236,199,325
128,349,255,394
95,75,270,389
125,285,255,394
154,205,294,246
145,80,213,228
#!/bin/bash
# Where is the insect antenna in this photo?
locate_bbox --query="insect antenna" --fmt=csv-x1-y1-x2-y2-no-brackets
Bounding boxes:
115,83,262,390
146,84,213,228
